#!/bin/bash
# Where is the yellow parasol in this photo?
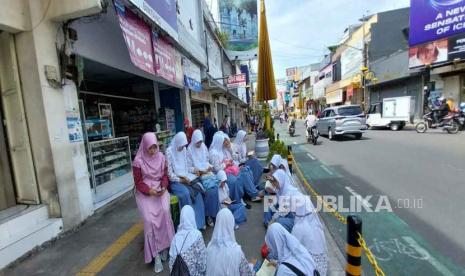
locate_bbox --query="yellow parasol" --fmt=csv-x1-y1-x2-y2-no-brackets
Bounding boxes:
256,0,276,130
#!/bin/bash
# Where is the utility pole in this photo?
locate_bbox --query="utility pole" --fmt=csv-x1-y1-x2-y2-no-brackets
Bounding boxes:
361,11,369,110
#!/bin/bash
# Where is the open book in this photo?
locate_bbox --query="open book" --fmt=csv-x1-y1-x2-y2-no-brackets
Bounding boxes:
180,173,198,182
247,150,255,157
256,259,276,276
223,198,235,205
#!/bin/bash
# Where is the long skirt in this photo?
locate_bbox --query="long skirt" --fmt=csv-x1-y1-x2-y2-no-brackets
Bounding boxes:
227,203,247,225
170,182,206,229
245,158,264,186
240,167,259,198
135,190,174,263
203,186,220,218
263,205,295,232
226,174,244,203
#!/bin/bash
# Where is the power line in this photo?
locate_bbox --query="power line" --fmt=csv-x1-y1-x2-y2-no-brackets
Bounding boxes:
270,37,327,52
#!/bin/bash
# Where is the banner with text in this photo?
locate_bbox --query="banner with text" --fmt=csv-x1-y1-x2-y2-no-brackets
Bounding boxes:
153,32,178,85
227,73,247,89
183,57,202,92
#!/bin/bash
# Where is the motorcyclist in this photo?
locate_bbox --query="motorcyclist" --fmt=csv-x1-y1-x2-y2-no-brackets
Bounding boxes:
288,114,296,131
305,110,317,138
433,97,450,126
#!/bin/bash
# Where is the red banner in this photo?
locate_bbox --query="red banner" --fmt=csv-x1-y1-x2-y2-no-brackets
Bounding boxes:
153,33,177,84
227,73,246,89
116,7,155,74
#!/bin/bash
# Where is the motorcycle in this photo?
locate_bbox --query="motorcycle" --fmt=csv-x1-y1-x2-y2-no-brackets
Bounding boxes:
307,126,319,145
458,103,465,131
288,120,296,137
415,111,459,134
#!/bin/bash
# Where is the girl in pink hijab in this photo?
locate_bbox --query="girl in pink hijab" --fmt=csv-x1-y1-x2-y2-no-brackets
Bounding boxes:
133,132,175,273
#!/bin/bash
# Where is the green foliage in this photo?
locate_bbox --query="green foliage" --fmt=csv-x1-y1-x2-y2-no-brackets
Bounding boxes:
215,28,229,48
267,140,287,161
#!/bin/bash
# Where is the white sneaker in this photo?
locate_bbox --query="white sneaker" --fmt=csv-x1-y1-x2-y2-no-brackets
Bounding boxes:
234,224,239,230
154,254,163,273
160,249,168,262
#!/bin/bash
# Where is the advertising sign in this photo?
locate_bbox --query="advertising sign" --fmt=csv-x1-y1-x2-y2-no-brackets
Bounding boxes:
128,0,178,40
286,67,297,78
219,0,258,60
341,40,363,79
409,32,465,68
153,32,177,84
116,6,155,74
183,57,202,92
227,73,247,89
409,0,465,46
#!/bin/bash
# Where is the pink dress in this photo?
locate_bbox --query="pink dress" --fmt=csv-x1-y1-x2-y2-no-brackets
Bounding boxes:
134,153,175,263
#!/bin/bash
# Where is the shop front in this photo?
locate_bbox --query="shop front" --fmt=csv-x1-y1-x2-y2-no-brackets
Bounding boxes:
326,89,345,106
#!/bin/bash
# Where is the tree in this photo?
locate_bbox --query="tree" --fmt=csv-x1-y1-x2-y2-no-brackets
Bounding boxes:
240,0,257,16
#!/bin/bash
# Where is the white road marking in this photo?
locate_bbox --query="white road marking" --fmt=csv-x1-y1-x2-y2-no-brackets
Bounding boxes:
345,186,371,209
402,236,453,276
306,153,316,160
320,165,334,175
293,141,297,144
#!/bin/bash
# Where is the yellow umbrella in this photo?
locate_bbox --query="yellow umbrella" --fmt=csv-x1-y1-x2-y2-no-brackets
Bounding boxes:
256,0,276,130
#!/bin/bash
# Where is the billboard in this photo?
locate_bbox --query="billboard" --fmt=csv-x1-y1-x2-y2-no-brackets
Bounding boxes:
128,0,178,40
409,0,465,46
227,73,247,88
409,32,465,68
219,0,258,60
153,32,177,84
341,40,363,79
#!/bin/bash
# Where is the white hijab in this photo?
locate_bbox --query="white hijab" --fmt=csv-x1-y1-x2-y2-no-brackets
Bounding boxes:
265,223,317,276
169,132,189,176
233,130,247,159
209,132,226,160
270,154,291,176
206,208,244,276
216,170,229,203
292,197,327,256
273,169,301,197
169,205,202,258
188,129,211,171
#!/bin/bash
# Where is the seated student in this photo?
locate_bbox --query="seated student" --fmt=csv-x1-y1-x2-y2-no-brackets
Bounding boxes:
265,223,319,276
292,197,328,276
217,170,247,229
263,169,302,232
232,130,265,186
209,132,263,203
206,209,254,276
169,205,207,276
187,129,220,227
167,132,206,230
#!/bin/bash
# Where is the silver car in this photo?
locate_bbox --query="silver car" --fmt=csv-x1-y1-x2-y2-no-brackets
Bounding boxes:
317,105,367,140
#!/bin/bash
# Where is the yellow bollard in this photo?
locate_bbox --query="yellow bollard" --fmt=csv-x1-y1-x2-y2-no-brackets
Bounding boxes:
346,215,362,276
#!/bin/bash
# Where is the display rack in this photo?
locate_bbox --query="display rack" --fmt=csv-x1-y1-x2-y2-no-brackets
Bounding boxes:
156,130,174,153
87,137,132,203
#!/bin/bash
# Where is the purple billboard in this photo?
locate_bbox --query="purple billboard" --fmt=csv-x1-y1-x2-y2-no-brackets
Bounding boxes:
128,0,178,41
410,0,465,46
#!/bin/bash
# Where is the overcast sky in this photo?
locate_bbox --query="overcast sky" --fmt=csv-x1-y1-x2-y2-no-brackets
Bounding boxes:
265,0,411,79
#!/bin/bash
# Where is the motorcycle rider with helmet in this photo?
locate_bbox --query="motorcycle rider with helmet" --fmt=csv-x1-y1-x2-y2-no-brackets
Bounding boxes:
304,109,317,138
433,96,450,127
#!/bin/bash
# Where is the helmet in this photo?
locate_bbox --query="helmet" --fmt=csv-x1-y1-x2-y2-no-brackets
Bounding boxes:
460,102,465,109
438,96,445,102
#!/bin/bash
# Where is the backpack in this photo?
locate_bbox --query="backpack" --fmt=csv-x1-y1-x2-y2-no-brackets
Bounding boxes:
170,233,191,276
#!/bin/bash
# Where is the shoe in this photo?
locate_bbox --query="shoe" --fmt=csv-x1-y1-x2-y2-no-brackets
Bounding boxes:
234,224,239,230
160,249,168,262
251,196,262,202
207,216,215,227
154,254,163,273
245,203,252,209
258,190,265,198
263,168,271,173
202,225,207,230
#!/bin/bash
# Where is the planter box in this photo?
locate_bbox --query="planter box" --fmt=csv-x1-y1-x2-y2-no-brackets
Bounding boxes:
255,138,269,159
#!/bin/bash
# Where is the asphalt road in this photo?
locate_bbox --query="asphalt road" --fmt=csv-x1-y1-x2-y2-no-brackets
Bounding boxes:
275,119,465,275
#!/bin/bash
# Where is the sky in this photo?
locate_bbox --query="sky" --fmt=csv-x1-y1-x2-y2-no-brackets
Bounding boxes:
264,0,411,79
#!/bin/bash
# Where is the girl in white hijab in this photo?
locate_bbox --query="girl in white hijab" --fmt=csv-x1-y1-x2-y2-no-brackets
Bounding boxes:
206,208,254,276
292,197,328,276
169,205,207,276
232,130,265,187
187,129,219,227
167,132,206,229
217,170,247,228
265,223,318,276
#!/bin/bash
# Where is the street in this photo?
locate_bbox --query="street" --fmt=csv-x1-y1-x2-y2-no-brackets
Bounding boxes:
275,119,465,275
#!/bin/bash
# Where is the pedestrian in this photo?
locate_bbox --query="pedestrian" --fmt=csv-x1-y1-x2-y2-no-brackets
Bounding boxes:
217,170,247,228
167,132,206,230
265,223,318,276
187,129,220,227
221,115,230,134
132,132,174,273
184,118,194,144
292,196,328,276
203,115,215,148
206,208,254,276
169,205,207,276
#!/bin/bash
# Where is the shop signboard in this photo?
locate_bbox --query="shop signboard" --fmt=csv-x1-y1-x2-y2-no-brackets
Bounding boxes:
409,32,465,68
128,0,178,40
183,57,202,92
341,40,363,79
227,73,247,89
286,67,297,80
409,0,465,46
116,6,155,75
218,0,258,60
153,32,177,84
326,89,343,105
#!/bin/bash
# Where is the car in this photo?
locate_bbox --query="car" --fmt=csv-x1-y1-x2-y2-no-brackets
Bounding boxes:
317,105,367,140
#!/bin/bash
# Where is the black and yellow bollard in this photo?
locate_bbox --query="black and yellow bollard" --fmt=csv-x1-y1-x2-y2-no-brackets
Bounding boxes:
346,215,362,276
287,145,293,174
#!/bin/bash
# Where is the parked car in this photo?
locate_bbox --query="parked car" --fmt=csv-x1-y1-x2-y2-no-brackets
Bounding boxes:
366,96,414,131
317,105,367,140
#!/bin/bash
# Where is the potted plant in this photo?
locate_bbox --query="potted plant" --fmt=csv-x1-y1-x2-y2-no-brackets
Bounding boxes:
255,129,270,159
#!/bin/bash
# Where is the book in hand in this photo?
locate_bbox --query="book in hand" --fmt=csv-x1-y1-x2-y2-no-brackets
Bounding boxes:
223,198,235,205
181,173,198,182
247,150,255,157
